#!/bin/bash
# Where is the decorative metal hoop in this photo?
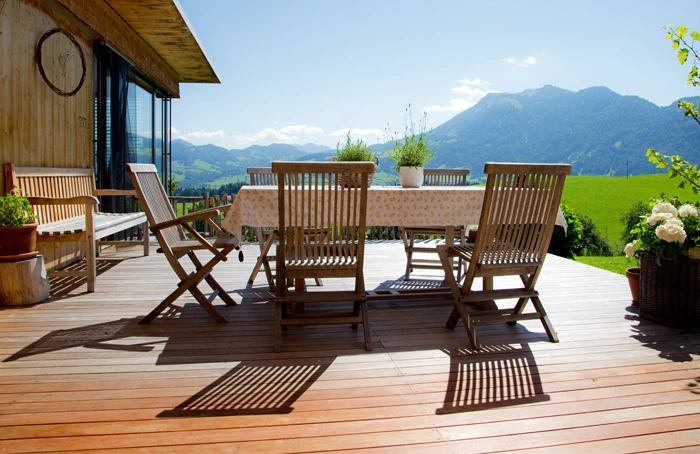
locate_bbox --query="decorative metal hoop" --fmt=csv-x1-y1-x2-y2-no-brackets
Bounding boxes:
35,28,86,97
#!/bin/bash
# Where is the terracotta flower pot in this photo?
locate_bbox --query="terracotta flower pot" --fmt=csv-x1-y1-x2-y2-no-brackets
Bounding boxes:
625,267,640,307
0,222,39,261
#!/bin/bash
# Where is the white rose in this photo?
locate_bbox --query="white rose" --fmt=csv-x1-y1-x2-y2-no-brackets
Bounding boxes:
652,202,679,217
679,204,698,218
688,247,700,260
647,212,672,226
655,221,687,243
624,240,637,258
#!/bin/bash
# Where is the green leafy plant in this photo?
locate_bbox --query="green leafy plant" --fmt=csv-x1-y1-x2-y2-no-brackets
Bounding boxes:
548,204,583,259
625,25,700,262
386,105,435,172
335,131,376,162
0,189,37,227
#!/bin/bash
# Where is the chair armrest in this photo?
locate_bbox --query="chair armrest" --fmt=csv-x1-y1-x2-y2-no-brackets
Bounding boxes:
27,196,99,206
150,205,229,232
94,189,137,197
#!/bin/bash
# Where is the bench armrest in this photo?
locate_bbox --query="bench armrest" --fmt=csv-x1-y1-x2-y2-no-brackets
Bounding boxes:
27,196,99,206
94,189,137,197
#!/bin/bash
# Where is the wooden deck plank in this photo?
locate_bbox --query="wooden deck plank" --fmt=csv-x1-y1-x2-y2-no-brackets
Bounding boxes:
0,241,697,452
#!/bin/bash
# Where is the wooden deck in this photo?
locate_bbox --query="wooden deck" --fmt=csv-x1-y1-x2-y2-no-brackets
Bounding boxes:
0,241,698,453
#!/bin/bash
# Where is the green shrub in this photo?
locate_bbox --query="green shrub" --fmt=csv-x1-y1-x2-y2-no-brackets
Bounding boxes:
619,200,649,246
335,131,376,162
578,214,613,256
548,204,583,259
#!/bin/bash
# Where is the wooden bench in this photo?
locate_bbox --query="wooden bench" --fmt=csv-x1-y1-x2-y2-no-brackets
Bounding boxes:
3,164,149,292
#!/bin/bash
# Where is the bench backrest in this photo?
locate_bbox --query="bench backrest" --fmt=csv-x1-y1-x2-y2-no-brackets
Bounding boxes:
3,164,96,225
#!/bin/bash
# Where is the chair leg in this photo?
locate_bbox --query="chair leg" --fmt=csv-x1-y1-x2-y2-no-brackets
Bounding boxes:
403,230,415,281
189,285,228,323
453,300,479,349
143,220,150,256
274,302,283,352
530,296,559,343
189,251,237,306
361,300,372,351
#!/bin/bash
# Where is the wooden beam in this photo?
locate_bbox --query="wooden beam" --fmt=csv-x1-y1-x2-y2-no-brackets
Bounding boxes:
44,0,180,97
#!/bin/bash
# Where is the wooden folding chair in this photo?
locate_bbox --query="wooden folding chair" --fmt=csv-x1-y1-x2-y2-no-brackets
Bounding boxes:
246,167,322,290
272,161,374,352
437,163,571,349
126,164,241,324
400,168,471,280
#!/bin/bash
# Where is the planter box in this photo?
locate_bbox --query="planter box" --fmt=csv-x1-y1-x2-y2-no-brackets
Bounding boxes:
640,252,700,328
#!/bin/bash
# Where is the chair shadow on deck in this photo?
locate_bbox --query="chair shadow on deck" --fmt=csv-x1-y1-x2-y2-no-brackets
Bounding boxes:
159,360,329,417
437,344,550,414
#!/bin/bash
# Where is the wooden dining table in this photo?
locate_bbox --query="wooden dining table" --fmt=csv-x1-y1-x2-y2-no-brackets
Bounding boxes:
222,185,567,300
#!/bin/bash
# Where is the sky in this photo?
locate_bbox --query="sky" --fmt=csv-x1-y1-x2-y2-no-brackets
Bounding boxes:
171,0,700,150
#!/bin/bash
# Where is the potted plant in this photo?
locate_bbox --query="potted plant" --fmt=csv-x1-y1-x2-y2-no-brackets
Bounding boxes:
332,131,379,186
622,25,700,327
386,106,435,188
0,189,38,261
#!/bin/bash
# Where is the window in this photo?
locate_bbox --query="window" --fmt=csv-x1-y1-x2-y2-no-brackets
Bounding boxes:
93,44,172,205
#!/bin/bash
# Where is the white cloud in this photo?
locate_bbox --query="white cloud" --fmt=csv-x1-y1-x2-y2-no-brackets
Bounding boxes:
520,56,537,67
424,77,498,113
279,125,324,135
171,126,180,134
179,129,225,139
504,55,537,67
234,124,325,144
329,128,383,138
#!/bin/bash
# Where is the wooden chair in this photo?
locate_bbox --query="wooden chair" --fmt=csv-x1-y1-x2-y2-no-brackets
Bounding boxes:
272,161,374,352
246,167,322,290
436,163,571,349
126,163,241,324
400,168,471,280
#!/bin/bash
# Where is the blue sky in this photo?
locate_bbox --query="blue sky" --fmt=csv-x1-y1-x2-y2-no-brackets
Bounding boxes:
172,0,700,150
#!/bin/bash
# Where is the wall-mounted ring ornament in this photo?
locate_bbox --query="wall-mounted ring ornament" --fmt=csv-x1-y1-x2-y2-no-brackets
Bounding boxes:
35,28,86,97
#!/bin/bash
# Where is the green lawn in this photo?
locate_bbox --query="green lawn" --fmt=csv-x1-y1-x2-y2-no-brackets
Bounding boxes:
574,256,638,275
560,174,699,247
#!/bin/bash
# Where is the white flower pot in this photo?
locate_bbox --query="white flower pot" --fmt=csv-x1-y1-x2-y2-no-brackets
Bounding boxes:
399,166,424,188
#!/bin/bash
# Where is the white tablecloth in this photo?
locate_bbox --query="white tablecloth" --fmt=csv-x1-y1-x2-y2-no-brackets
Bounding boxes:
223,186,566,239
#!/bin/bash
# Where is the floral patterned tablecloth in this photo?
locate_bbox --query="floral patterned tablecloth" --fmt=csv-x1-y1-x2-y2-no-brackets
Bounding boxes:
223,186,567,240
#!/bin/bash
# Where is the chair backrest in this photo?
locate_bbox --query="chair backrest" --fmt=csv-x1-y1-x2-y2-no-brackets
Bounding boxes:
271,161,374,264
126,163,185,245
247,167,278,186
423,168,471,186
469,163,570,278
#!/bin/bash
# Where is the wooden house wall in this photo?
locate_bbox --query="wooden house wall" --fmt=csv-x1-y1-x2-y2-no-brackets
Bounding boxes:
0,0,94,270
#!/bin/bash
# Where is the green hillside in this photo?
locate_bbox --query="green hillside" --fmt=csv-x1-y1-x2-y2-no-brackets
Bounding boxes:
560,174,699,247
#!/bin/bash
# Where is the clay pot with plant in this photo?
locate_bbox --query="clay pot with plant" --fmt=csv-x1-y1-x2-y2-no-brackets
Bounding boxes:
0,189,38,261
332,131,379,186
386,106,435,188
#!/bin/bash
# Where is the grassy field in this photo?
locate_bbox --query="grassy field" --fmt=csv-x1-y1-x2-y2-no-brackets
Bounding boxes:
574,256,638,275
560,174,699,248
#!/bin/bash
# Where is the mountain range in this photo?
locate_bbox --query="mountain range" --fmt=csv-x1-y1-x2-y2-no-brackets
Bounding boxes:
172,85,700,188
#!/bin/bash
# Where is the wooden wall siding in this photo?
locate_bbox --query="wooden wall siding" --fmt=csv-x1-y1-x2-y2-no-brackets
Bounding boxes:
0,0,93,270
105,0,219,84
48,0,181,97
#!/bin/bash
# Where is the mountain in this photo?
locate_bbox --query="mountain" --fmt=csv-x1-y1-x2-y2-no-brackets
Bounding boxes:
172,86,700,188
292,143,334,154
408,85,700,178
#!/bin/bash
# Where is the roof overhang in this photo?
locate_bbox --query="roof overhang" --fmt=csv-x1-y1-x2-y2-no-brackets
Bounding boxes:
46,0,219,97
105,0,220,84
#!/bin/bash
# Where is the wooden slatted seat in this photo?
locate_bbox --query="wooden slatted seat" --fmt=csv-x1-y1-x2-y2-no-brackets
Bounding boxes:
437,162,571,349
401,168,471,280
272,161,373,352
3,163,149,292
